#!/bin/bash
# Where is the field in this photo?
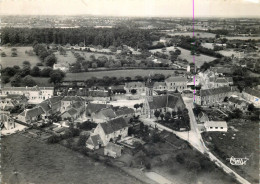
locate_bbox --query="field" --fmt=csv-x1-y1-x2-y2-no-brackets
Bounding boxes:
150,46,216,67
217,49,244,58
225,36,260,40
1,134,144,184
201,43,214,49
202,119,259,184
54,50,77,64
165,32,216,38
1,47,41,68
65,69,178,80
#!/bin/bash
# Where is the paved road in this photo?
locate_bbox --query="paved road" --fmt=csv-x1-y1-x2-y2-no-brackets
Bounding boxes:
141,96,251,184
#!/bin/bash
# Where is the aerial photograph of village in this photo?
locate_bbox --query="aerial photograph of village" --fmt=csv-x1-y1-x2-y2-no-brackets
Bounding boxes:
0,0,259,184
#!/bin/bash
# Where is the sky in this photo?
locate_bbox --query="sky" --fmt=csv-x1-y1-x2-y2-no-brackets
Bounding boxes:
0,0,260,17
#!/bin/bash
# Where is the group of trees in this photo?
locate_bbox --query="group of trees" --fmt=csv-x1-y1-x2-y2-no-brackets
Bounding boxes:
33,42,57,67
1,62,65,86
2,27,158,50
154,108,190,130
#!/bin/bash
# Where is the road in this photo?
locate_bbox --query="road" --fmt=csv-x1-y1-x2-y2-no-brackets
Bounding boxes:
140,96,251,184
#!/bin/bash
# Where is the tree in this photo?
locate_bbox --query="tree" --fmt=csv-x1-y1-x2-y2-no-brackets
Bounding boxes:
130,89,137,95
223,96,229,102
172,111,177,118
44,54,57,67
11,52,17,57
30,66,41,77
154,110,160,120
23,61,31,68
1,52,6,57
77,135,89,147
2,76,10,84
11,74,22,87
22,75,37,87
164,112,171,122
139,103,143,108
49,70,65,84
160,113,164,121
134,104,140,111
248,104,255,112
40,67,53,77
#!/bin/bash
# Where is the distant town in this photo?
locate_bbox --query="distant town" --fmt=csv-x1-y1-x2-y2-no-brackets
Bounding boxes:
1,15,259,184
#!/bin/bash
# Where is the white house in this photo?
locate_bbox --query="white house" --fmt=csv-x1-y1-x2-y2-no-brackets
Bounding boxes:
165,76,187,92
242,87,260,108
204,121,227,132
1,86,54,104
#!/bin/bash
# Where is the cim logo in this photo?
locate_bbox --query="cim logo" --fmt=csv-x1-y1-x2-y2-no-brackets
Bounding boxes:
226,156,249,166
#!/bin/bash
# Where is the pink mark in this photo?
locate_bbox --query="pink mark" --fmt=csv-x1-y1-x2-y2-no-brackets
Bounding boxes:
193,0,195,102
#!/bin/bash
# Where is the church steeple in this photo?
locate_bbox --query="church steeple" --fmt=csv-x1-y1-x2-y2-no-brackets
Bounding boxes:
146,75,153,102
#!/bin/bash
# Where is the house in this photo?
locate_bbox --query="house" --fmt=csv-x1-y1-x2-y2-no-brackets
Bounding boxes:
86,134,104,150
242,87,260,107
0,95,28,111
61,108,79,121
209,77,233,88
114,107,135,118
153,82,167,91
104,142,122,158
93,117,129,146
17,107,45,124
198,112,209,123
204,121,227,132
53,63,69,72
0,113,15,130
0,86,54,104
86,103,111,116
60,96,84,113
165,76,187,92
124,82,145,94
38,101,52,116
92,108,116,123
46,96,63,113
210,66,234,76
228,96,249,111
194,86,239,106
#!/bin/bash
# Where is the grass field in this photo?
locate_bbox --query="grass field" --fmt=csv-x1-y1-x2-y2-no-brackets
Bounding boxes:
202,119,259,184
1,47,41,68
54,50,77,64
201,43,214,49
150,46,216,67
1,134,144,184
65,69,178,80
225,36,260,40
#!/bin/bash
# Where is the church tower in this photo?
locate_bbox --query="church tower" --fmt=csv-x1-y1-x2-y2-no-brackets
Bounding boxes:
146,76,153,102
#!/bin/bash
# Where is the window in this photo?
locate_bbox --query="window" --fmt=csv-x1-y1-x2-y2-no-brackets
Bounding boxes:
210,127,213,129
215,127,218,129
220,127,223,129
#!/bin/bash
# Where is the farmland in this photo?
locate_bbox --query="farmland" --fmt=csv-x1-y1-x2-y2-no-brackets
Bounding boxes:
1,134,144,184
1,47,41,68
150,46,216,67
65,69,179,81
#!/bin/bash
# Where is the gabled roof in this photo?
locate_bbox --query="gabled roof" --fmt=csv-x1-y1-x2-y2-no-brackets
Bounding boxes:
96,108,116,119
66,108,78,116
204,121,227,128
198,112,209,121
200,86,236,97
86,134,103,147
86,103,110,114
148,94,185,110
62,96,83,102
48,96,63,104
100,117,128,135
38,102,51,112
244,87,260,98
115,107,135,116
229,96,248,105
165,76,186,83
86,90,109,97
26,107,45,118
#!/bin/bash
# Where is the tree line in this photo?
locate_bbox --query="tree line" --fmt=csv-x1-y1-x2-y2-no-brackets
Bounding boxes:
1,27,159,50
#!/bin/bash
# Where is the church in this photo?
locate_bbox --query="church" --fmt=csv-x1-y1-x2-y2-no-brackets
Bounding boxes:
142,77,186,118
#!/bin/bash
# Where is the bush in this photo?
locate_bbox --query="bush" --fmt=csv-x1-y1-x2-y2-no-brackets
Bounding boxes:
1,52,7,57
145,162,151,170
176,153,185,164
11,52,18,57
47,135,61,144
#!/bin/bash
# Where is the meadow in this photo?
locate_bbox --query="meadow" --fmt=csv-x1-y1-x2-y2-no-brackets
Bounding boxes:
165,32,216,38
150,46,216,67
1,47,41,68
1,134,144,184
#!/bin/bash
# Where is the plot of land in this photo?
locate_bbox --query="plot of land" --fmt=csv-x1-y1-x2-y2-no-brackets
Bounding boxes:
74,51,117,61
65,69,178,80
1,47,41,68
202,119,259,184
1,134,144,184
224,36,260,40
150,46,216,67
